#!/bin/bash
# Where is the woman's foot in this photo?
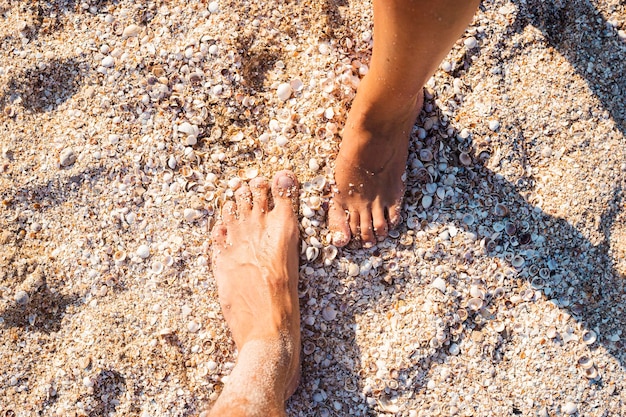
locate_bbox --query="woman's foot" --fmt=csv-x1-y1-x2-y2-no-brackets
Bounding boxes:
329,77,424,248
208,171,301,415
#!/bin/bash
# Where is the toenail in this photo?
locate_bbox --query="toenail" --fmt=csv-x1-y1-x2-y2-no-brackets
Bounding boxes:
277,174,295,189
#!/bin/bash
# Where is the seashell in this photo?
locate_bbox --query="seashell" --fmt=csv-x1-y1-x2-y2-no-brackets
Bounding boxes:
466,297,483,311
546,326,558,339
494,203,509,217
491,321,506,332
151,261,164,275
136,244,150,259
59,148,77,167
310,176,327,191
344,378,357,392
584,366,599,380
388,229,400,239
14,290,29,306
320,77,334,93
462,213,475,226
459,152,472,166
122,24,141,38
493,221,505,232
303,340,316,355
504,222,517,236
457,308,468,322
431,277,447,293
187,320,201,333
203,340,215,354
469,285,486,299
322,305,338,321
178,122,200,137
113,250,126,263
308,196,322,210
522,289,535,301
530,277,544,289
582,330,597,345
419,149,433,162
322,245,338,264
302,205,315,219
492,287,505,299
386,379,399,390
577,356,594,369
305,246,320,262
421,195,433,209
414,167,431,183
448,343,460,356
528,264,539,276
511,255,525,268
276,83,292,101
184,208,204,222
539,267,550,279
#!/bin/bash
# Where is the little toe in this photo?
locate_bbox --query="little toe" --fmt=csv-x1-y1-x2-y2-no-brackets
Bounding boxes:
328,200,351,247
221,200,237,224
234,183,253,216
372,205,389,241
210,222,228,247
387,202,403,230
249,177,270,213
359,211,376,248
271,170,299,211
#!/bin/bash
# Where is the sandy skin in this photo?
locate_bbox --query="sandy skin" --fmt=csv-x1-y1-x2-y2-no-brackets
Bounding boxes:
207,171,301,416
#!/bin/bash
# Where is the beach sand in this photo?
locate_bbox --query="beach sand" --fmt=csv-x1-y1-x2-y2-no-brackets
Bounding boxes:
1,0,625,415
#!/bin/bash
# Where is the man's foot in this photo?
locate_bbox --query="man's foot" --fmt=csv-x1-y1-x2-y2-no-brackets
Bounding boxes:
329,76,424,248
210,170,301,402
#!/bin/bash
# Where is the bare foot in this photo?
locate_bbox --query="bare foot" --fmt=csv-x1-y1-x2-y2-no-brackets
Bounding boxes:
329,75,424,248
210,170,301,405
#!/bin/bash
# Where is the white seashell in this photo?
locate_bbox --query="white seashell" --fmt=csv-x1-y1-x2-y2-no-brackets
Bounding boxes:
431,277,446,293
137,244,150,259
290,79,303,92
59,148,77,167
462,213,475,225
388,229,400,239
302,205,315,219
421,195,433,209
178,122,199,137
151,261,164,274
187,320,201,333
466,297,483,311
323,245,338,264
102,56,115,67
305,246,319,262
562,402,577,415
419,149,433,162
582,330,597,345
184,208,204,222
578,356,594,369
309,158,320,172
464,36,478,49
243,167,258,179
276,83,292,101
322,305,337,321
584,366,599,380
488,120,501,131
310,176,326,191
122,24,141,38
448,343,460,355
276,135,289,147
208,1,219,13
347,263,359,277
308,196,322,210
323,107,334,120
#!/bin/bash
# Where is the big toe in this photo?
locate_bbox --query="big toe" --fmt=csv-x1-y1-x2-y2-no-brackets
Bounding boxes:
328,198,351,247
271,170,299,211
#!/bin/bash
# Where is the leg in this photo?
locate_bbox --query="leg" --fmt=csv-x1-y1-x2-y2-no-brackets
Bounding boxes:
329,0,480,247
205,171,301,417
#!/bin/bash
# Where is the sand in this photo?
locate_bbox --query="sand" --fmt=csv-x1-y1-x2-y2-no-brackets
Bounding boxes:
1,0,625,416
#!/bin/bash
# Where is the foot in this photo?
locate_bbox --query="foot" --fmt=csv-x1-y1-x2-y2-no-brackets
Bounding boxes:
210,171,301,401
329,75,424,248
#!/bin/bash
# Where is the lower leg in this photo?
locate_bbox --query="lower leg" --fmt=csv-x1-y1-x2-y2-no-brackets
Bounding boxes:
206,171,301,417
329,0,480,247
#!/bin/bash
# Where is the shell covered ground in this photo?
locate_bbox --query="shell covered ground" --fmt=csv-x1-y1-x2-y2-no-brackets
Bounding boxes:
1,0,626,416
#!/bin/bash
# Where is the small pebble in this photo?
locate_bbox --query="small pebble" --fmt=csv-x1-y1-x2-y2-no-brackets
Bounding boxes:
136,244,150,259
183,208,203,222
208,1,219,13
59,148,77,167
441,61,453,72
122,24,141,38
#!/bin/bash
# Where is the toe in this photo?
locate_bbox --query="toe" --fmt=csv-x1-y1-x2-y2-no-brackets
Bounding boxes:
328,199,351,247
235,183,253,216
348,210,361,243
387,202,403,230
359,211,376,248
211,222,228,247
271,170,299,211
372,204,388,241
221,200,237,224
250,177,270,213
